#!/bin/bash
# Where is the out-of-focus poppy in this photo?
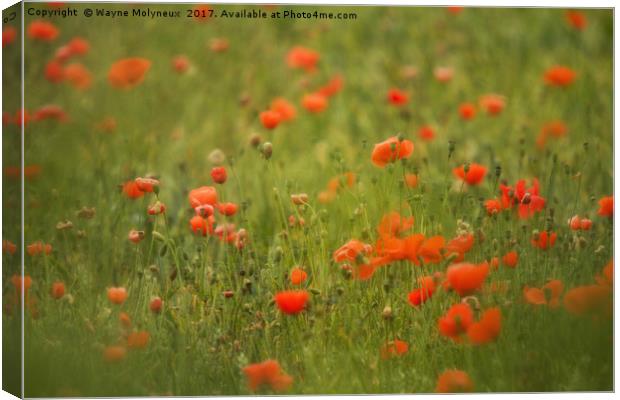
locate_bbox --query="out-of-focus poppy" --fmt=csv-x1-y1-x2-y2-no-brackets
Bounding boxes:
301,93,328,113
438,303,474,341
28,20,59,41
371,136,414,167
108,58,151,89
531,231,557,250
127,331,150,349
566,10,587,30
380,339,409,359
122,181,144,199
2,26,16,47
286,46,319,72
459,103,476,120
597,196,613,217
260,110,281,129
544,65,576,86
446,262,489,296
524,279,564,308
435,370,473,393
27,241,52,256
502,251,518,268
274,290,308,315
242,359,293,392
467,307,501,344
107,287,127,305
479,94,505,115
64,63,92,90
270,98,296,121
387,88,409,106
290,267,308,285
51,281,65,299
453,163,487,186
189,186,218,207
103,346,127,362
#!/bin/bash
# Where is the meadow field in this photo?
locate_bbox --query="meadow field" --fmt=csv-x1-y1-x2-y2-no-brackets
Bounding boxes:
1,3,614,396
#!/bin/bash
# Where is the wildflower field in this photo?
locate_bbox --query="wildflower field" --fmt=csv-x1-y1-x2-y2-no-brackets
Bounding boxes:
1,3,614,396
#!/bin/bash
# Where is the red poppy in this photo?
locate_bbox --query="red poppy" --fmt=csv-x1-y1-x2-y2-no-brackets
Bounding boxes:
2,26,16,47
270,98,297,121
317,74,344,97
566,10,587,30
446,6,465,14
408,276,436,307
597,196,613,217
172,55,190,73
479,94,505,115
333,240,372,263
103,346,127,362
210,166,227,184
418,125,435,141
502,251,518,268
453,163,487,186
68,37,89,55
243,359,293,392
218,202,238,216
467,307,501,344
122,181,144,199
445,233,474,262
459,103,476,120
286,46,319,73
135,177,159,192
107,287,127,305
64,63,92,90
485,199,502,215
51,281,65,299
108,58,151,89
377,212,414,238
564,284,611,317
210,38,229,53
387,88,409,106
188,186,218,208
28,20,59,41
301,93,328,113
380,339,409,359
3,240,16,255
438,303,474,341
190,215,214,236
27,241,52,256
524,279,564,308
147,202,166,215
500,178,546,219
45,60,65,83
371,136,414,167
260,110,281,129
446,262,489,296
290,267,308,285
34,104,68,122
544,65,576,86
405,173,418,188
531,231,557,250
127,331,150,349
150,296,163,313
436,370,474,393
434,67,454,82
274,290,309,315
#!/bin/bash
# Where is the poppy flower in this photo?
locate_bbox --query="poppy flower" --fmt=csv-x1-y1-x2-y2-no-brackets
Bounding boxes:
51,281,65,299
11,274,32,299
453,163,487,186
467,307,501,344
446,262,489,296
45,60,65,83
108,58,151,89
536,121,568,148
485,199,502,215
34,104,68,122
377,212,414,238
103,346,127,362
531,231,557,250
274,290,308,315
317,74,344,97
210,38,229,52
270,98,296,121
172,55,190,73
63,63,92,90
188,186,218,207
301,93,328,113
27,241,52,256
67,37,89,55
3,240,17,255
192,5,212,21
380,339,409,359
242,359,293,392
445,233,474,262
134,177,159,192
597,196,613,217
218,202,238,216
210,166,227,184
286,46,319,73
479,94,505,115
147,202,166,215
566,10,587,30
500,178,546,219
563,284,611,317
416,236,445,264
418,125,435,141
260,110,281,129
544,65,576,86
107,287,128,305
596,260,613,286
333,240,372,263
387,88,408,106
502,251,518,268
523,279,564,308
127,331,150,349
190,215,214,236
371,136,414,168
119,312,131,327
289,267,308,285
408,276,436,307
580,218,593,230
458,103,476,120
435,370,474,393
434,67,453,82
2,26,16,47
150,296,163,313
128,229,145,244
122,180,144,199
438,303,474,341
28,20,59,41
405,173,418,188
446,6,465,14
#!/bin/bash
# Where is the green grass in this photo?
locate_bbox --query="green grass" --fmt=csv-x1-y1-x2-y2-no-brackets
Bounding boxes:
2,4,613,396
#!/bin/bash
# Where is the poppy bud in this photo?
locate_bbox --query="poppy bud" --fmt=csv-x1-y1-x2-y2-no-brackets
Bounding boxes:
382,306,393,320
249,133,262,147
128,229,145,244
261,142,273,159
